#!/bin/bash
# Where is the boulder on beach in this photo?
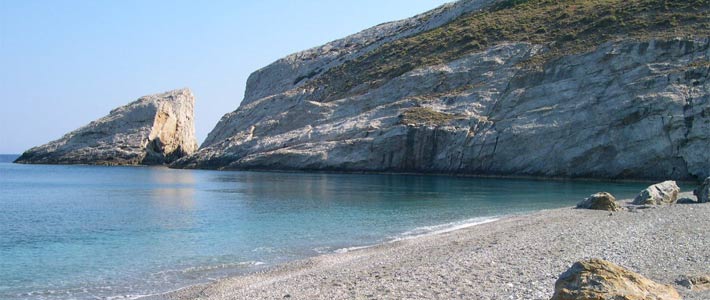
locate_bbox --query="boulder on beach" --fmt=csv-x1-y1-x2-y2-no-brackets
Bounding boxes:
551,258,681,300
677,275,710,291
632,181,680,205
677,197,698,204
694,177,710,203
576,192,620,211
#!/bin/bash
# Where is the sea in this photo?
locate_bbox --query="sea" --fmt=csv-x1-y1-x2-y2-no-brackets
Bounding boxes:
0,160,654,299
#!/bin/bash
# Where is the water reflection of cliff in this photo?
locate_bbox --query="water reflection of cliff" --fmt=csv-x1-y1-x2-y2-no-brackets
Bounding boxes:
203,171,655,213
206,171,463,210
148,168,196,208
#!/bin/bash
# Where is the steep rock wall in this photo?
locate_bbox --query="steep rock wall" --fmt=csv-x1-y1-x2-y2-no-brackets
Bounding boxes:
174,0,709,180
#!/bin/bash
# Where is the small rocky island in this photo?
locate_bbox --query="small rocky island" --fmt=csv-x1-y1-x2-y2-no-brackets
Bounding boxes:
15,88,198,166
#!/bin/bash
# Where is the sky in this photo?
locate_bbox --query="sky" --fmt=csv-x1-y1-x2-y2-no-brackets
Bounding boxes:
0,0,452,154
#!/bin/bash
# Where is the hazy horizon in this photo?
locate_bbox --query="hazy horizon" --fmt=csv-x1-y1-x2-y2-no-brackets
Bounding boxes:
0,0,451,154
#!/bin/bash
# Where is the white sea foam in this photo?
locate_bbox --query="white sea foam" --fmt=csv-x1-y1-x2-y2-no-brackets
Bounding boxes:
313,246,333,254
393,216,500,242
148,261,265,276
333,216,500,254
334,245,376,254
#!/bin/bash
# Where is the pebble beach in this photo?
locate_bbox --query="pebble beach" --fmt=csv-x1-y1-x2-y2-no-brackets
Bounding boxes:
147,192,709,300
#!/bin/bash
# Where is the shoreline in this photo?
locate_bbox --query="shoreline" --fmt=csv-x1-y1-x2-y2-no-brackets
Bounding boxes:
143,192,709,300
7,161,703,185
137,216,510,300
174,165,706,185
134,215,504,299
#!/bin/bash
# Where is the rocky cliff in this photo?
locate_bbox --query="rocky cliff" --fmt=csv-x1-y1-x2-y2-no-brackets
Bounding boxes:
174,0,710,180
16,89,198,166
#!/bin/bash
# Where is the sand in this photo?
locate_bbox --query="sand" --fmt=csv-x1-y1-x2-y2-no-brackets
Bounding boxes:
146,192,709,300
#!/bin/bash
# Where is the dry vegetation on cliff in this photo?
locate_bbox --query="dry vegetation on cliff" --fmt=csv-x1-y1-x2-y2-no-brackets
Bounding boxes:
399,107,465,126
310,0,710,101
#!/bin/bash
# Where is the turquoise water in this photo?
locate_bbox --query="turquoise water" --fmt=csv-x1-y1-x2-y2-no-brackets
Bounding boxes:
0,163,652,299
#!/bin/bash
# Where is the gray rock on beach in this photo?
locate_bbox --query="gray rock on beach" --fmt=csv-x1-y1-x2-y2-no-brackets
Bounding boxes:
695,177,710,203
576,192,620,211
15,88,198,166
551,258,681,300
678,275,710,291
632,181,681,205
677,197,698,204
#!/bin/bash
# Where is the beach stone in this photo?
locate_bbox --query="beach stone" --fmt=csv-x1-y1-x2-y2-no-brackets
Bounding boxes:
632,181,680,205
576,192,620,211
677,275,710,291
551,259,681,300
677,197,697,204
694,177,710,203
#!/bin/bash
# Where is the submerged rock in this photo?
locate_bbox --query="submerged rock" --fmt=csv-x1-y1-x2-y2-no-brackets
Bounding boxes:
551,259,681,300
695,177,710,203
15,89,198,166
632,181,680,205
576,192,620,211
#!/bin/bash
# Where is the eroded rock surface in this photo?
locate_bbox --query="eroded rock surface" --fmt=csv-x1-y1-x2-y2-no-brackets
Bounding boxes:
551,259,681,300
633,181,681,205
173,1,709,180
577,192,620,211
15,89,198,165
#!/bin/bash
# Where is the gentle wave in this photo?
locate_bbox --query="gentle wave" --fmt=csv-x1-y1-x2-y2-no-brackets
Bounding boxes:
332,216,500,254
12,261,267,300
152,260,266,276
333,245,376,254
393,216,500,241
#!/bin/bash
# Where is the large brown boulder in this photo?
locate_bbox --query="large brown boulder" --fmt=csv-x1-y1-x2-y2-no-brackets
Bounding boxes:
695,177,710,203
632,181,680,205
576,192,620,211
551,259,681,300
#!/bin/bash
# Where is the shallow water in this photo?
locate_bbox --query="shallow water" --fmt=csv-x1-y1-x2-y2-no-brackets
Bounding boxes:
0,163,652,299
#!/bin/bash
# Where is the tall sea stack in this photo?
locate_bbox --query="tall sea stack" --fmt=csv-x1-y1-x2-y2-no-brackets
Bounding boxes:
15,88,198,166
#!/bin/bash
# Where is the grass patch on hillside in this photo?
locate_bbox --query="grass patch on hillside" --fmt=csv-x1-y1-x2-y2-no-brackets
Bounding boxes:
308,0,709,101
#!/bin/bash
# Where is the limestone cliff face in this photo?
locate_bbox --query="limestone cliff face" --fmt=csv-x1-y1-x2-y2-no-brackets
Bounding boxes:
174,0,710,180
234,0,495,108
16,89,198,166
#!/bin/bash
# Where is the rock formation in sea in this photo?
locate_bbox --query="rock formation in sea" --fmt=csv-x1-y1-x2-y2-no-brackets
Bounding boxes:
551,258,681,300
173,0,709,181
15,88,198,166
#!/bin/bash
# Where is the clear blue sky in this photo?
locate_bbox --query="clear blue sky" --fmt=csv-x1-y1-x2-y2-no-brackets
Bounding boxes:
0,0,451,154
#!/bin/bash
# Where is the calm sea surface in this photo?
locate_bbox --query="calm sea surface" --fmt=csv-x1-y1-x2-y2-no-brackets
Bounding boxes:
0,162,653,299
